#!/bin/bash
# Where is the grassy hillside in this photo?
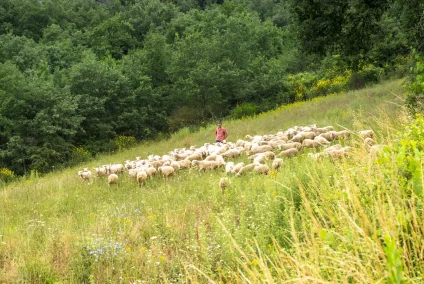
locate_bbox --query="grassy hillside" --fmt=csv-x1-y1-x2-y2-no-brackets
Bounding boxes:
2,79,420,283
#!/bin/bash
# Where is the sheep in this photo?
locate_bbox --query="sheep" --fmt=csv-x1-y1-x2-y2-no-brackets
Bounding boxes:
136,170,148,186
128,168,143,179
225,162,235,175
185,152,204,161
78,168,92,181
158,165,175,178
106,164,124,174
302,139,323,149
332,130,351,140
221,149,242,158
272,158,283,171
191,160,220,172
108,174,119,186
307,152,324,161
289,133,304,143
278,142,302,151
253,164,270,175
94,167,107,177
235,163,256,176
314,136,330,145
219,177,231,193
364,138,385,156
178,159,192,169
276,148,299,158
318,132,336,141
364,137,375,149
249,145,273,154
314,126,334,134
231,162,245,175
145,166,157,178
301,131,316,140
324,144,343,152
359,129,375,140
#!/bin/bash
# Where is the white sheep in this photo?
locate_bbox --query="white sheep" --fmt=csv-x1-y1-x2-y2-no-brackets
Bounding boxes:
272,158,283,171
235,163,256,176
231,162,245,175
178,159,192,169
278,142,302,151
145,166,157,178
191,160,220,172
249,145,273,154
136,170,148,186
219,177,231,193
302,139,323,149
253,164,270,175
276,148,299,158
158,165,175,178
108,174,119,186
78,168,92,181
94,167,107,177
359,129,375,140
225,162,235,175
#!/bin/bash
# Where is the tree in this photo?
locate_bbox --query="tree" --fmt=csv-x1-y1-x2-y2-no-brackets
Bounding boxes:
290,0,391,68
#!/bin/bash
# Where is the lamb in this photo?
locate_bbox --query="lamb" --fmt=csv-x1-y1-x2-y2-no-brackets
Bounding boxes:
253,164,270,175
191,160,220,172
185,152,204,161
158,165,175,178
276,148,299,158
318,132,336,141
136,170,148,186
178,159,192,169
78,168,92,181
145,166,157,178
231,162,245,175
128,168,143,179
221,149,242,158
272,158,283,171
278,142,302,151
314,136,330,145
235,163,256,176
225,162,235,175
106,164,124,174
219,177,231,193
332,130,351,140
364,138,385,156
359,129,375,140
302,139,323,149
249,145,273,154
108,173,119,186
94,167,107,177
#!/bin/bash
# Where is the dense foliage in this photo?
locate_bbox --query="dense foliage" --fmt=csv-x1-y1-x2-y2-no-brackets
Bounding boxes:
0,0,421,175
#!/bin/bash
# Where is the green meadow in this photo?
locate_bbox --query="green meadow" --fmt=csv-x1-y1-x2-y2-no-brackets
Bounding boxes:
3,79,423,283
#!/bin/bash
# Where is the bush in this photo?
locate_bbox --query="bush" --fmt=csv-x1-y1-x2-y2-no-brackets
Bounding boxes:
69,147,92,166
230,103,259,119
379,115,424,196
114,135,137,151
0,167,15,183
406,53,424,115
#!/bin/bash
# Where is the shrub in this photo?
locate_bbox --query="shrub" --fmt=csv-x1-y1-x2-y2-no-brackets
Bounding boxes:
230,103,258,119
379,114,424,196
406,53,424,114
69,146,92,166
114,135,137,151
0,167,15,183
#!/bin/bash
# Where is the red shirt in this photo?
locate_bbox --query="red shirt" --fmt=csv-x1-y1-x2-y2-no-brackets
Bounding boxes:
215,127,227,141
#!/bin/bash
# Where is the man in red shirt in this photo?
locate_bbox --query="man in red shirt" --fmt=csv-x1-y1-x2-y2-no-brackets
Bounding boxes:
215,122,228,143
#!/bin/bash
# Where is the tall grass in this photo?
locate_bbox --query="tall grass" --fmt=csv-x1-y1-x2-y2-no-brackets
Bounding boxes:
1,79,419,282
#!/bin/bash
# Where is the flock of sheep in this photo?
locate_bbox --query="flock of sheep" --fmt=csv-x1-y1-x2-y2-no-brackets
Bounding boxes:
78,124,382,191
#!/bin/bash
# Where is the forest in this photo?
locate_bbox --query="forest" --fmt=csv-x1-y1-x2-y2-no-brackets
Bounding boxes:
0,0,422,176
